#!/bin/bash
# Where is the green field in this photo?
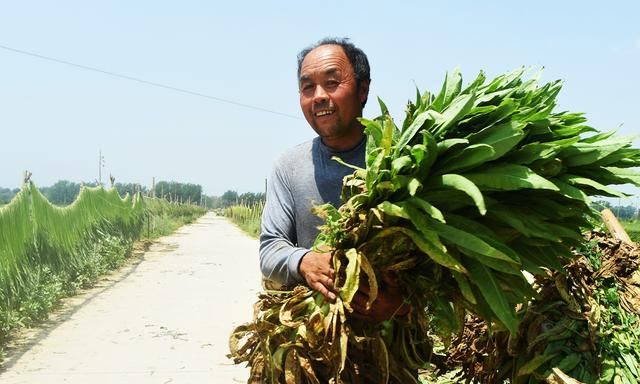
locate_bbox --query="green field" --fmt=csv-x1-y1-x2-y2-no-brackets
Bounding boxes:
623,220,640,243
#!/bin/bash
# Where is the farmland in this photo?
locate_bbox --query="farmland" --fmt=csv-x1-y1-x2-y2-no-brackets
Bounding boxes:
624,220,640,243
0,181,205,356
0,212,261,383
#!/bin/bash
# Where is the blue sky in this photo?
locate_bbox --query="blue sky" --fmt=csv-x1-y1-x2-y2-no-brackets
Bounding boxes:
1,1,638,198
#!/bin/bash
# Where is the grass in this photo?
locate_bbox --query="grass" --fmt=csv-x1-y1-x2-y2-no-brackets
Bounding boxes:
622,220,640,243
142,198,207,239
223,202,263,238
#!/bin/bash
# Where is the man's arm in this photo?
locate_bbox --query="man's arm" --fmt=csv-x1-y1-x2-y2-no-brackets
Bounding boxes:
259,165,307,286
259,162,337,300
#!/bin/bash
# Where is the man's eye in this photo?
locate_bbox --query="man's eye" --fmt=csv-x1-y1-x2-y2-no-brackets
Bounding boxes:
326,80,339,88
301,84,314,92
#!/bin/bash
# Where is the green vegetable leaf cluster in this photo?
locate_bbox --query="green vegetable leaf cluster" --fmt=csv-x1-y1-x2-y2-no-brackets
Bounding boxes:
230,68,640,383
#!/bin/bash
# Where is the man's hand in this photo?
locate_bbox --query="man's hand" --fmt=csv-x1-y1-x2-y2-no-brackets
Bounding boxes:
298,251,336,301
349,271,409,323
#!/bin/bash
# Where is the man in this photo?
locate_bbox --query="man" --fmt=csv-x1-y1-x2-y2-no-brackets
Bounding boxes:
259,37,407,322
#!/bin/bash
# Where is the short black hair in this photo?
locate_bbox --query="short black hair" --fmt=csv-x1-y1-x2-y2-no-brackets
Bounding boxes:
297,37,371,106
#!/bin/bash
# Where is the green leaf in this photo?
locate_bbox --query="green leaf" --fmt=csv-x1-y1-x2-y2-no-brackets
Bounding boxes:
550,123,597,139
485,67,526,92
377,201,410,220
427,173,486,215
463,164,559,191
432,69,462,111
571,166,640,187
414,131,438,179
366,149,386,191
458,98,518,133
581,130,616,143
431,93,476,138
372,227,467,274
461,248,522,275
330,155,364,171
490,205,580,242
507,137,578,165
460,70,486,95
361,117,383,150
381,115,397,155
559,174,629,198
404,197,445,222
377,97,390,116
452,271,477,304
466,120,526,161
464,257,518,334
437,138,469,156
444,214,497,239
517,354,558,376
406,177,422,196
400,203,449,247
395,110,439,154
560,137,632,167
429,219,519,264
551,178,589,203
606,167,640,186
359,254,378,308
591,148,640,167
436,144,496,174
391,155,414,175
340,248,361,305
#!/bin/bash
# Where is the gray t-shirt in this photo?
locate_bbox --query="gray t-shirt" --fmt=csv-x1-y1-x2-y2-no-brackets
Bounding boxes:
259,136,366,285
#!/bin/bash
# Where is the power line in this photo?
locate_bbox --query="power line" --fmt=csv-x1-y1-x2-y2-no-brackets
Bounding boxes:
0,43,302,120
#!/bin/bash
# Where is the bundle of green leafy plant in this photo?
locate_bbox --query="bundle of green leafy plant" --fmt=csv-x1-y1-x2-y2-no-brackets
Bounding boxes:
445,232,639,384
229,68,640,383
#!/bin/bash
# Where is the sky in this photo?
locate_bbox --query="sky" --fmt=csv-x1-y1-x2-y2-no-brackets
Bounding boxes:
1,1,639,198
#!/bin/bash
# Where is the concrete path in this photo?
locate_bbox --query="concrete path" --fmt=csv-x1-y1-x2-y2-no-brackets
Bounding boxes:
0,213,262,383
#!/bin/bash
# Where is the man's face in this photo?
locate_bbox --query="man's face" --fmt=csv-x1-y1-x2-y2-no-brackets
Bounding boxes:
299,45,369,150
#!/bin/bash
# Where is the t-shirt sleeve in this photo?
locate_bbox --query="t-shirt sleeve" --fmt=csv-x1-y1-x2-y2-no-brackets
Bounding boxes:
259,161,308,285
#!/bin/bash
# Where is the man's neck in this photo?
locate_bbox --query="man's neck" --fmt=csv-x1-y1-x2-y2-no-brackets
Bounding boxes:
320,128,365,152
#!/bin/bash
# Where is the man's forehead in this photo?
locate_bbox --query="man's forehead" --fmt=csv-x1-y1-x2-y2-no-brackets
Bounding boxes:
299,67,341,81
299,45,351,79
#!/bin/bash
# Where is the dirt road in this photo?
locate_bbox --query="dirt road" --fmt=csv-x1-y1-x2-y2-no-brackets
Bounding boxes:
0,213,261,383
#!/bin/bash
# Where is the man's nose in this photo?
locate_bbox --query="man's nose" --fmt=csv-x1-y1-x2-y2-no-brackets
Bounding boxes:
313,85,329,104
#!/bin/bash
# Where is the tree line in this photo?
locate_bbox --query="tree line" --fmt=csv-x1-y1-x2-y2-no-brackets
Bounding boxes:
1,182,266,210
593,200,639,220
0,180,199,206
205,190,265,209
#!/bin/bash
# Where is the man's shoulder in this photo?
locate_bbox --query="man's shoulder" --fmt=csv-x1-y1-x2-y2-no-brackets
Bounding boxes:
274,138,317,167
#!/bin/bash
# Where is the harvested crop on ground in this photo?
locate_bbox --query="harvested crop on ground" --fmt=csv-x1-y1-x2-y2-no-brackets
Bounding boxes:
445,231,639,384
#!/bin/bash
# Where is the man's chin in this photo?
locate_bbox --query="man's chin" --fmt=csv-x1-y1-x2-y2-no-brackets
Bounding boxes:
311,124,340,139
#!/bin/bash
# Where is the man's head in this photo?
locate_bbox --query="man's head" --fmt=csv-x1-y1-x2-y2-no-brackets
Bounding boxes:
297,38,371,150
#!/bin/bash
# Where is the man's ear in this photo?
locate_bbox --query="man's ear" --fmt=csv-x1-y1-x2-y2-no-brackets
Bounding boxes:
359,79,371,106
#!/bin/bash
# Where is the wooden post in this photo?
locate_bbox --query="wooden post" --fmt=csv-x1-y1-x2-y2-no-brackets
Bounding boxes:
601,208,634,246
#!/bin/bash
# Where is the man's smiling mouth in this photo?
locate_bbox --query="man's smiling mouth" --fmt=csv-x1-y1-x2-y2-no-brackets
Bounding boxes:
315,110,334,117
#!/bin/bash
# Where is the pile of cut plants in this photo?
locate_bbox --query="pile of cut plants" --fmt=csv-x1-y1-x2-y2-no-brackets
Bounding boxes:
444,231,639,384
228,68,640,383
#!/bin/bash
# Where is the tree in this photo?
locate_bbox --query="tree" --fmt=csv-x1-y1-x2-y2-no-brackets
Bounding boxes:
0,187,19,204
154,180,203,204
41,180,81,205
239,192,265,206
115,183,148,198
220,190,239,207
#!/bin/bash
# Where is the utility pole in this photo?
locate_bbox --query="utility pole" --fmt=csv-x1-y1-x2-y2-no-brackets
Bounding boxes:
98,149,105,185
